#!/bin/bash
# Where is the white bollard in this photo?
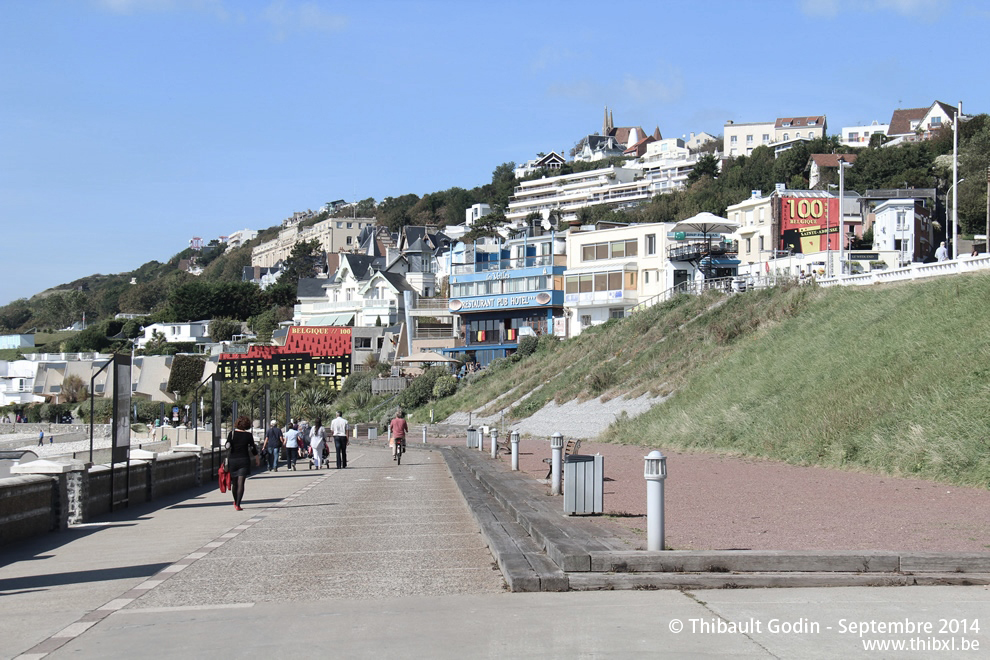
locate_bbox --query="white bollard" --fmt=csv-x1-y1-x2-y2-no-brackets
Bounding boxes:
422,425,427,444
490,429,498,459
550,432,563,495
510,430,519,471
644,450,668,551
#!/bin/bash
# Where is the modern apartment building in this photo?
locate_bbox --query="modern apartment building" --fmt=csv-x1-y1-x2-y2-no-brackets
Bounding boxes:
562,222,673,336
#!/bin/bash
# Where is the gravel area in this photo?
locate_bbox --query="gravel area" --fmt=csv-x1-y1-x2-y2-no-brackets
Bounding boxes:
444,393,667,439
434,390,990,554
503,438,990,553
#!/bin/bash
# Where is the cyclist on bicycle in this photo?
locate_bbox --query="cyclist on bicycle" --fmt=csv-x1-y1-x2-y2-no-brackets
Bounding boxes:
389,410,408,460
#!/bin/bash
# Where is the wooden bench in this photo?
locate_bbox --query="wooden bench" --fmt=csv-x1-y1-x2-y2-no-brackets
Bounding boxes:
543,438,581,478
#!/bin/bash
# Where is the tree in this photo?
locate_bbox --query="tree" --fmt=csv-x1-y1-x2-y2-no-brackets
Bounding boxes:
61,374,88,403
0,299,32,331
209,318,239,342
687,153,720,185
277,239,322,287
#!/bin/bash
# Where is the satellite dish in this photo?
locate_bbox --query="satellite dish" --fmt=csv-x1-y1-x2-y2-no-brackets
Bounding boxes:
541,219,552,230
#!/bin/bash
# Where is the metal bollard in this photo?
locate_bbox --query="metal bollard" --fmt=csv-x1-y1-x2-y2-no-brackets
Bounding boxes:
550,432,564,495
422,425,427,444
644,450,668,551
490,429,498,459
510,430,519,471
478,428,484,452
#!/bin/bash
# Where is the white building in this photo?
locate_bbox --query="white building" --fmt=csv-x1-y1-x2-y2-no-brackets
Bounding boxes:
251,217,375,268
513,152,566,178
506,166,650,225
871,199,934,265
563,222,675,336
137,321,212,349
225,229,258,249
723,116,826,158
293,254,411,328
727,191,775,268
723,121,774,158
839,121,889,147
0,360,40,406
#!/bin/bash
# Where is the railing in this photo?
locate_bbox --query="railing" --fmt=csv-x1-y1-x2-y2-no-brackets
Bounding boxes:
412,298,450,310
300,299,398,313
817,254,990,288
451,254,565,275
21,353,112,362
412,328,456,339
667,240,738,261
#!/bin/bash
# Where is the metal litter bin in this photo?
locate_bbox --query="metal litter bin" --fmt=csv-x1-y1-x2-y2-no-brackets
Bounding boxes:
368,427,378,441
563,454,604,515
466,427,480,449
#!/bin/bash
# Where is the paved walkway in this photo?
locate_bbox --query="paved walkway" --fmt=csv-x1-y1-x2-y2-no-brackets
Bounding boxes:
3,440,990,659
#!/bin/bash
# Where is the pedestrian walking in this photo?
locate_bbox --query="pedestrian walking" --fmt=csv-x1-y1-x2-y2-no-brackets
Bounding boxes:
310,418,326,469
330,410,348,469
38,429,44,446
284,423,300,470
263,419,283,472
225,415,260,511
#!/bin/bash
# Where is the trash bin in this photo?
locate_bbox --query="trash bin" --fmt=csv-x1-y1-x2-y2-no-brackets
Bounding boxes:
466,427,480,449
368,427,378,441
563,454,604,515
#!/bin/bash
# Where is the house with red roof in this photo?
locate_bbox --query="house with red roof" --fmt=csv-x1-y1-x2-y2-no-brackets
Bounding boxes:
886,101,957,144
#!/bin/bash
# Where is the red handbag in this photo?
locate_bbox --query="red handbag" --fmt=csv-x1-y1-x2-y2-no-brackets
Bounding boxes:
218,464,230,493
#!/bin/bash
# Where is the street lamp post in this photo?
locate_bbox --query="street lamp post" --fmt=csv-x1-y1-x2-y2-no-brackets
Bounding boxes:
947,178,966,256
952,102,961,259
837,158,853,276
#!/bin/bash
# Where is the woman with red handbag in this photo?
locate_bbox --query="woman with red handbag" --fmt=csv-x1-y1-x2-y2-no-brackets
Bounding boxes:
225,415,260,511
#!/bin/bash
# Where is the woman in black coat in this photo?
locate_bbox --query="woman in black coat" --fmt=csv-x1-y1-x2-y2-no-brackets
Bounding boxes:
226,415,259,511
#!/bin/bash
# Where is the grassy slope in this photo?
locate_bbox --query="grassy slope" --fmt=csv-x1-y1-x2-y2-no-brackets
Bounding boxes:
429,273,990,488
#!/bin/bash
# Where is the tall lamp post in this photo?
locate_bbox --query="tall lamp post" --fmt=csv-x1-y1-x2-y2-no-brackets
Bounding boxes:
948,178,966,255
951,101,973,258
837,158,853,276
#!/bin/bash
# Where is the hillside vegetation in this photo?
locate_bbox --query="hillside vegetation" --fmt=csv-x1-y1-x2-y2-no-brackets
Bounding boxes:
430,273,990,488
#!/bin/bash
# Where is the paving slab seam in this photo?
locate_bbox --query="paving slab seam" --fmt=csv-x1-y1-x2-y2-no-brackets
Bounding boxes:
445,446,990,590
13,471,334,660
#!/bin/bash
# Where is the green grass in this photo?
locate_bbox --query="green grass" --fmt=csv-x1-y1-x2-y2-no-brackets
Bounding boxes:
420,273,990,488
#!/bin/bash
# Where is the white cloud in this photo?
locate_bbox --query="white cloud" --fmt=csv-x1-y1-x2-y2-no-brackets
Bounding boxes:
621,71,683,105
529,46,578,73
262,1,348,40
547,64,683,107
800,0,841,18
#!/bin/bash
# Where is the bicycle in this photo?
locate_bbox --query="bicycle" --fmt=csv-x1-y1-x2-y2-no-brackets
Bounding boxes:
393,437,405,465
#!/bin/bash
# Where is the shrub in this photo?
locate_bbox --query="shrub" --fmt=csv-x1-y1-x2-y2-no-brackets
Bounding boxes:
516,335,538,358
432,375,458,399
537,334,560,353
397,367,446,410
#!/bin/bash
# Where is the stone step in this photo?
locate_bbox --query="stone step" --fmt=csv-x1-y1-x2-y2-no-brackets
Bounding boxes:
569,572,990,591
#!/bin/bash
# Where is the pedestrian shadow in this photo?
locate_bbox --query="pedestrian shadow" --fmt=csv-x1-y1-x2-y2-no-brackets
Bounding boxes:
0,562,171,593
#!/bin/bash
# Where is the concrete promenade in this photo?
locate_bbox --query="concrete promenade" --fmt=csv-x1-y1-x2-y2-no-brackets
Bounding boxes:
2,441,989,658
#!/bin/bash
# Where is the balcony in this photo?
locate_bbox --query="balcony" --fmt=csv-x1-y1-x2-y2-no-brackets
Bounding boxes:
668,240,738,262
451,254,561,275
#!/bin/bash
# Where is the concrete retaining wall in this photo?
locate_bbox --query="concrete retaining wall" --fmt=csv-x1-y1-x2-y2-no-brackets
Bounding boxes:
0,446,226,546
0,474,62,545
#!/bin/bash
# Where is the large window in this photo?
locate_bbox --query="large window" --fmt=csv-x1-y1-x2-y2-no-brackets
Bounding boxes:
565,270,636,293
580,239,638,262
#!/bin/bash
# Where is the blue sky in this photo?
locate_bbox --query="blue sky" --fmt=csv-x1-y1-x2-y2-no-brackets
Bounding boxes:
2,0,988,307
